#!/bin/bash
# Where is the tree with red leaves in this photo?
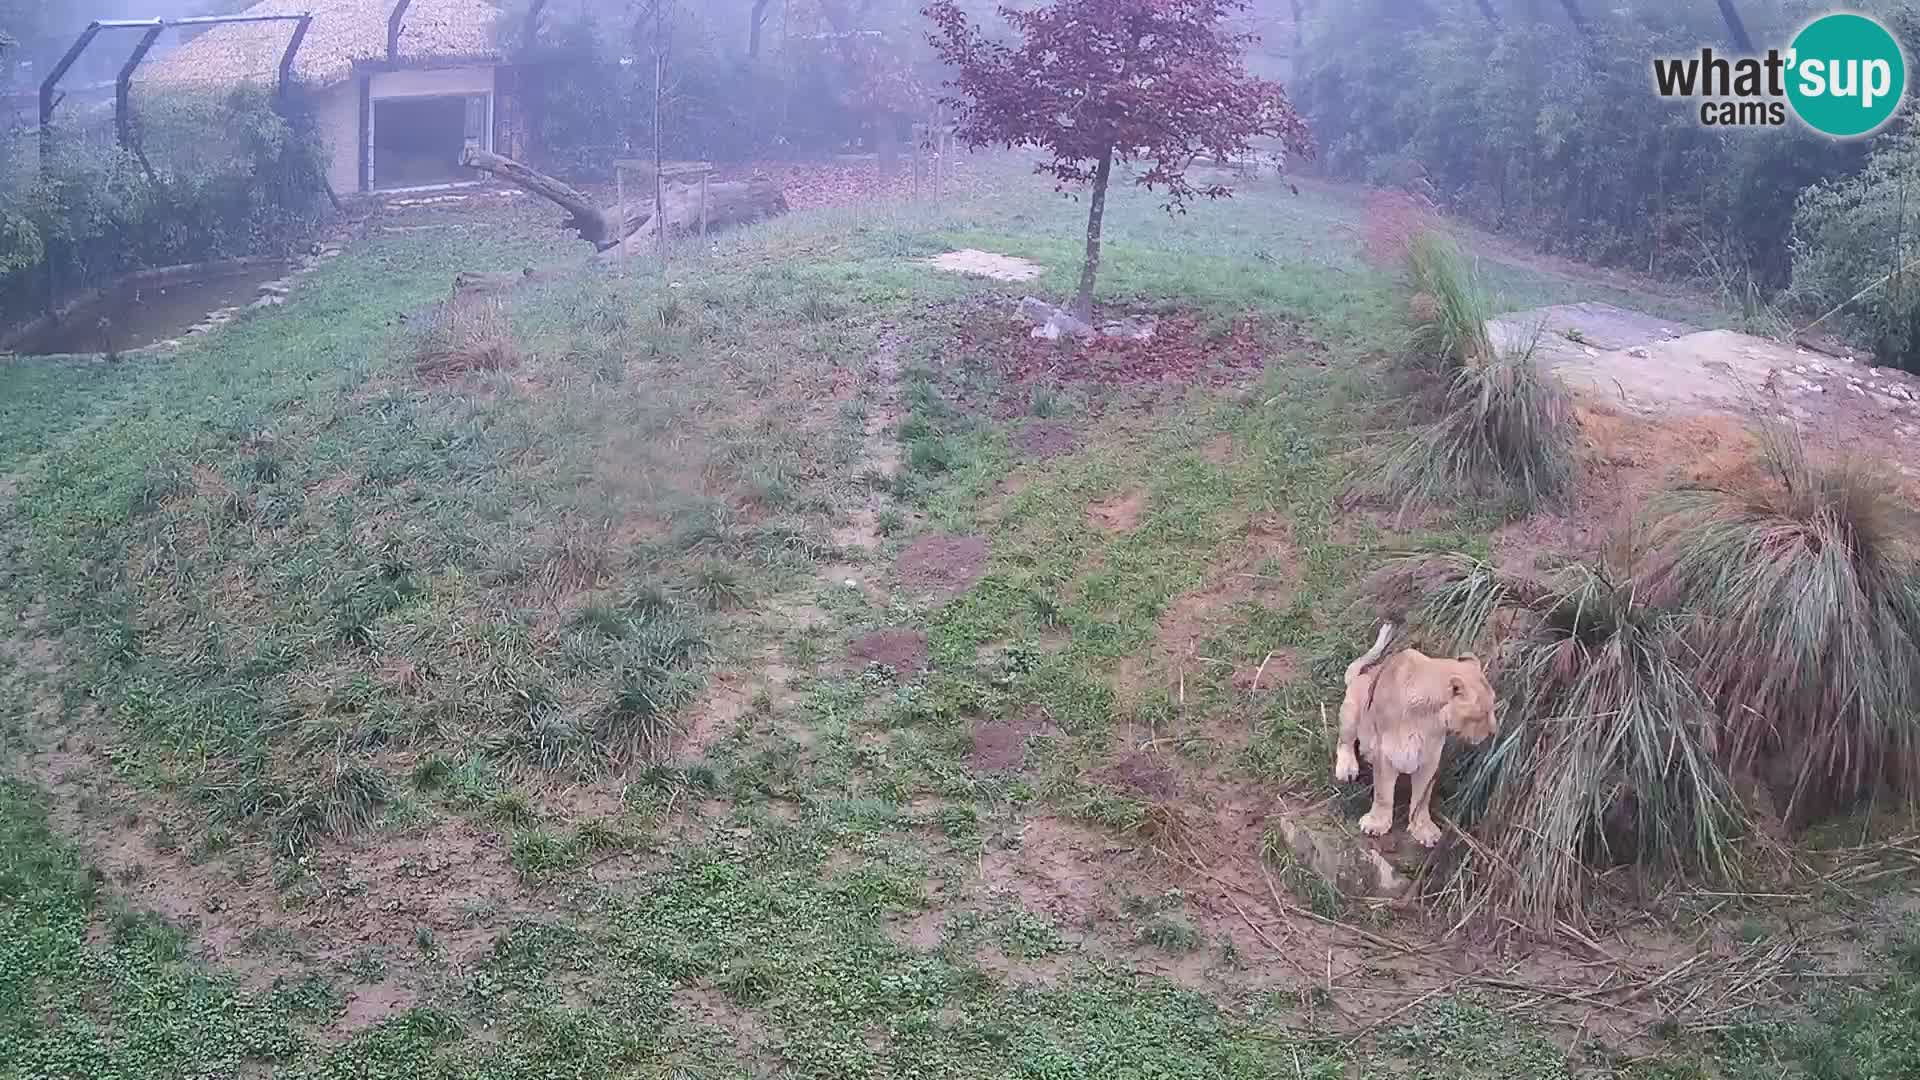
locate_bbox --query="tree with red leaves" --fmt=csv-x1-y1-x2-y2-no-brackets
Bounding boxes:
926,0,1313,320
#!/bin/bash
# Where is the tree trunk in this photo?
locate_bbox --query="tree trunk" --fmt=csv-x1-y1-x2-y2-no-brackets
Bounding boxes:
1073,147,1113,322
460,146,618,245
522,0,549,49
601,177,789,260
1715,0,1754,52
749,0,773,58
1555,0,1592,38
458,145,789,252
874,112,898,178
653,50,666,263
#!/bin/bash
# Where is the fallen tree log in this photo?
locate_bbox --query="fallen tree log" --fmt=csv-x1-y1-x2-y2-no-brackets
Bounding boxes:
458,146,789,254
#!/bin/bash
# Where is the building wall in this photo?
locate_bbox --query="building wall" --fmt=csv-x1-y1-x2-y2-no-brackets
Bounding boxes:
369,66,496,99
316,80,360,195
315,66,500,194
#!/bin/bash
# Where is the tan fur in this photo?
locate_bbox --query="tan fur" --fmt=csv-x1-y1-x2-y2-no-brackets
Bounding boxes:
1333,623,1497,847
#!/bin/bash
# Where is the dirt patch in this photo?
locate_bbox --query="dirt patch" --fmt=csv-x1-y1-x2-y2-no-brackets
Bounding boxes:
1114,515,1296,703
336,979,419,1035
972,944,1074,986
1198,433,1238,466
980,815,1118,924
1492,406,1761,579
679,659,800,762
14,704,536,1031
896,533,989,597
1086,489,1148,533
1230,649,1299,691
679,675,755,762
884,909,947,951
848,628,930,675
1360,190,1443,268
1100,751,1180,799
969,708,1055,772
1012,421,1080,460
673,985,779,1065
954,308,1291,400
923,249,1044,282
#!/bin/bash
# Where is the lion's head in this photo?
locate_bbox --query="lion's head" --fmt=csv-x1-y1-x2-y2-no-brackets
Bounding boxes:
1442,656,1498,745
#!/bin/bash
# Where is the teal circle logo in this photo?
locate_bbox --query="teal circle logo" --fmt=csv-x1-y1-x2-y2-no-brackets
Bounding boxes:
1787,13,1907,138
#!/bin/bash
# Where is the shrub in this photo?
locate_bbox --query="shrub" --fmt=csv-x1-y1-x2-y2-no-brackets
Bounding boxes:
1,85,328,327
1297,4,1868,289
1645,421,1920,816
268,758,391,857
596,610,707,758
1455,562,1740,922
1792,113,1920,371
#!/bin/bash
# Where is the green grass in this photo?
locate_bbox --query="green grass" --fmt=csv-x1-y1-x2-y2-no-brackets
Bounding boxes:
0,153,1911,1080
0,356,125,474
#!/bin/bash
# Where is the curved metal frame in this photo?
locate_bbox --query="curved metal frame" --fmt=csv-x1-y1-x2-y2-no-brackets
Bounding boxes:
39,12,314,171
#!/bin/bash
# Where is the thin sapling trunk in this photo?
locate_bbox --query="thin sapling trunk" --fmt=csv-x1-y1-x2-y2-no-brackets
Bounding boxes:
1074,147,1113,321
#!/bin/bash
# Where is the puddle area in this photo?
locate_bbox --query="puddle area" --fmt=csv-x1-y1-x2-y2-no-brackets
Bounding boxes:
10,260,293,356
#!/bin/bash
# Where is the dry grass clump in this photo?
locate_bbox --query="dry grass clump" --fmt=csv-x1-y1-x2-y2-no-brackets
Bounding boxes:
1373,424,1920,923
415,296,523,380
1376,350,1576,514
1374,555,1742,925
1643,420,1920,818
1404,230,1494,370
1371,230,1576,516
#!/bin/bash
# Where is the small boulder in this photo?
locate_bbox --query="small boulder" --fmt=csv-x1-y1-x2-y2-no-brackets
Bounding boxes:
1273,813,1413,900
1099,315,1156,342
1017,297,1095,342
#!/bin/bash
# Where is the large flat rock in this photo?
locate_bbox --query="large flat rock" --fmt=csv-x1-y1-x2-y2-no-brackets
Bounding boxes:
1489,301,1697,356
1491,305,1818,415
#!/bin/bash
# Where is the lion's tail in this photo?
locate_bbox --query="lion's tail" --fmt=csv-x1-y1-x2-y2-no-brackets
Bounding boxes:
1344,622,1396,683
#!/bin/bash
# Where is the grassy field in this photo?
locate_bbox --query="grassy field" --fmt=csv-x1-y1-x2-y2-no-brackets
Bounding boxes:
0,160,1914,1079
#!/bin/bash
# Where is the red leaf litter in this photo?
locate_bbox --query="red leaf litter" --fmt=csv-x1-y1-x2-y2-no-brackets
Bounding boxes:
712,157,986,211
954,308,1285,397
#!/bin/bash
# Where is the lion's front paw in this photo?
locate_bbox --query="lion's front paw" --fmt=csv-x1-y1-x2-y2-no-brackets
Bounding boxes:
1358,808,1393,836
1333,751,1360,783
1409,818,1443,847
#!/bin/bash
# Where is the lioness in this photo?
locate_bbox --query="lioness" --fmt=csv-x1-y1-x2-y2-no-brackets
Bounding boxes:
1332,624,1497,847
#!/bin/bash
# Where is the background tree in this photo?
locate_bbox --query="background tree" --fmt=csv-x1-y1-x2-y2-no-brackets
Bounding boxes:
926,0,1314,320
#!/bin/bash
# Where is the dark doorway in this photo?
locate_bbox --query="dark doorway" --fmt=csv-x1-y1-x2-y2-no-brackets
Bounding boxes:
372,95,473,190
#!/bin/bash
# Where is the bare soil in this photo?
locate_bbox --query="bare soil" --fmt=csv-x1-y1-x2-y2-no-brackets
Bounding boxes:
1011,420,1080,461
848,627,930,674
954,309,1288,398
1099,751,1181,799
1086,488,1148,533
968,708,1055,772
923,249,1044,282
896,533,989,596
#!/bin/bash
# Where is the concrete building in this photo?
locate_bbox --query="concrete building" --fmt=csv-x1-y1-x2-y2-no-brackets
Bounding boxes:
144,0,519,195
